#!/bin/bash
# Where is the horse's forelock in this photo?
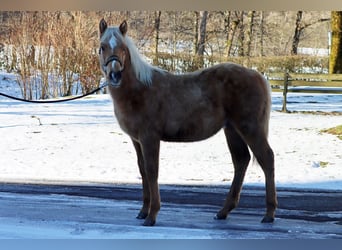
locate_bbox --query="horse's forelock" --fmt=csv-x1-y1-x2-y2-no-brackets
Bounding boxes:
101,27,123,44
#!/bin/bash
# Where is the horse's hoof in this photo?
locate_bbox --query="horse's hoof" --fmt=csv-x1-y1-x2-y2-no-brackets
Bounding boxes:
136,212,148,220
261,216,274,223
214,213,227,220
143,217,156,226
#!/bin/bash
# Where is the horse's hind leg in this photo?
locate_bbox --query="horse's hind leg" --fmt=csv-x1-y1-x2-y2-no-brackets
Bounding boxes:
242,126,277,223
215,123,251,220
248,137,277,223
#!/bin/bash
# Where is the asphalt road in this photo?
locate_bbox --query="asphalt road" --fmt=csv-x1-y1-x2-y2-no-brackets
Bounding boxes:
0,183,341,238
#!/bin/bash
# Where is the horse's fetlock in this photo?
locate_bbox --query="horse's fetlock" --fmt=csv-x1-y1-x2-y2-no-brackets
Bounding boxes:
215,209,228,220
136,211,148,220
261,215,275,223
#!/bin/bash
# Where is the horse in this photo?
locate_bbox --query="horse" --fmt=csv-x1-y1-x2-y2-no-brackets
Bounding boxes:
98,19,277,226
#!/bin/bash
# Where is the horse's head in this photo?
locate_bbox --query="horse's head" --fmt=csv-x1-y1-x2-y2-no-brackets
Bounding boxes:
99,19,127,88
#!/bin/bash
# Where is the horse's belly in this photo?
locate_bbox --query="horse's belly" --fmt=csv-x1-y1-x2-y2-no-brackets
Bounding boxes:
161,133,220,142
161,120,223,142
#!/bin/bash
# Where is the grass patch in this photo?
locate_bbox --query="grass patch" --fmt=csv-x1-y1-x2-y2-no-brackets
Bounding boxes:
321,125,342,140
320,161,329,168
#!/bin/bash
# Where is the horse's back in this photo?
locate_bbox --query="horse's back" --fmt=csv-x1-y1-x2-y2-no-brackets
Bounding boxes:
155,63,270,142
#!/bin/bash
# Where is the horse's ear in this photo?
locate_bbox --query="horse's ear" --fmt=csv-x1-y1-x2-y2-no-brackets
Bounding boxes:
99,18,107,37
119,20,128,36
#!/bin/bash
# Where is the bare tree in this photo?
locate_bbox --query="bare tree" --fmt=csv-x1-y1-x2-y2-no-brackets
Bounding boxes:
153,11,162,64
222,11,238,58
193,11,200,54
329,11,342,73
260,11,266,56
292,11,330,55
291,11,303,55
246,11,256,57
0,10,334,85
224,11,241,57
197,11,208,56
237,11,245,57
7,12,36,100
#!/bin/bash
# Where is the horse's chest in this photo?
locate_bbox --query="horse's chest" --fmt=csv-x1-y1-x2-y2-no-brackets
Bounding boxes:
114,107,142,139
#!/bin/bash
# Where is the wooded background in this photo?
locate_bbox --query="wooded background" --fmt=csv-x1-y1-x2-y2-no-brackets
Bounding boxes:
0,11,340,100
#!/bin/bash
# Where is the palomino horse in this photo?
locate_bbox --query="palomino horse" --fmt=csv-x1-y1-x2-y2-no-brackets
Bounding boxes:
99,19,277,226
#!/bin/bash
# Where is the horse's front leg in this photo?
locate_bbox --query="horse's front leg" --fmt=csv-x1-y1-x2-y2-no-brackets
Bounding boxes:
140,137,161,226
132,139,150,220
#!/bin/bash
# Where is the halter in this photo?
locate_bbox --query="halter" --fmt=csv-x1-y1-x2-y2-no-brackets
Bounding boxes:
103,54,125,86
104,54,123,68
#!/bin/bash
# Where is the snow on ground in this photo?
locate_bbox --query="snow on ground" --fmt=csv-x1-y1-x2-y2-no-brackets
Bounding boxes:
0,73,341,190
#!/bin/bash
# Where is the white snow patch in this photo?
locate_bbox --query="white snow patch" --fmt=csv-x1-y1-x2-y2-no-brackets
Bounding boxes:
0,71,341,190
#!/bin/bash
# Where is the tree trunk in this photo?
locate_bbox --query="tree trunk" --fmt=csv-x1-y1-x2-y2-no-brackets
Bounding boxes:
153,11,161,65
197,11,208,56
292,11,303,55
237,11,245,57
223,11,231,58
329,11,342,74
193,11,200,54
260,11,266,57
195,11,208,68
246,11,256,57
226,12,240,57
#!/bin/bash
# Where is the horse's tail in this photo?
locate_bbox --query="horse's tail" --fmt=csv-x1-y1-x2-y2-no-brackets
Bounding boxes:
262,74,272,138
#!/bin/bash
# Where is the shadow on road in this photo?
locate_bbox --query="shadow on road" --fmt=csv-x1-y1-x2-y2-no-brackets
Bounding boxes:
0,183,341,238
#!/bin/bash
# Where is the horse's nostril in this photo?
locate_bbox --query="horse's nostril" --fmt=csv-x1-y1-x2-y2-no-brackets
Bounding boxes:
109,71,122,84
110,71,115,81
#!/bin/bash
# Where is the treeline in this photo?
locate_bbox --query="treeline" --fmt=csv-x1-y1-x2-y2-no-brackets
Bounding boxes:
0,11,101,100
0,11,331,99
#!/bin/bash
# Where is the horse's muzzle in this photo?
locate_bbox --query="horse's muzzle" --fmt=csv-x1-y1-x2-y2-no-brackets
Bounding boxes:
103,55,124,87
109,70,122,87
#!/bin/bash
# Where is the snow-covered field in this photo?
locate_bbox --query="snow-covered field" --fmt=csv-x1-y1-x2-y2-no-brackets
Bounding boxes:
0,73,341,190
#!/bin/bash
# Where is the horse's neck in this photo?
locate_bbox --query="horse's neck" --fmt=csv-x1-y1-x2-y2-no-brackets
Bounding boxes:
110,66,142,99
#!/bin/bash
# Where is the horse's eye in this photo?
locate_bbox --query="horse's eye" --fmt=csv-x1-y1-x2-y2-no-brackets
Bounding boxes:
99,45,105,54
